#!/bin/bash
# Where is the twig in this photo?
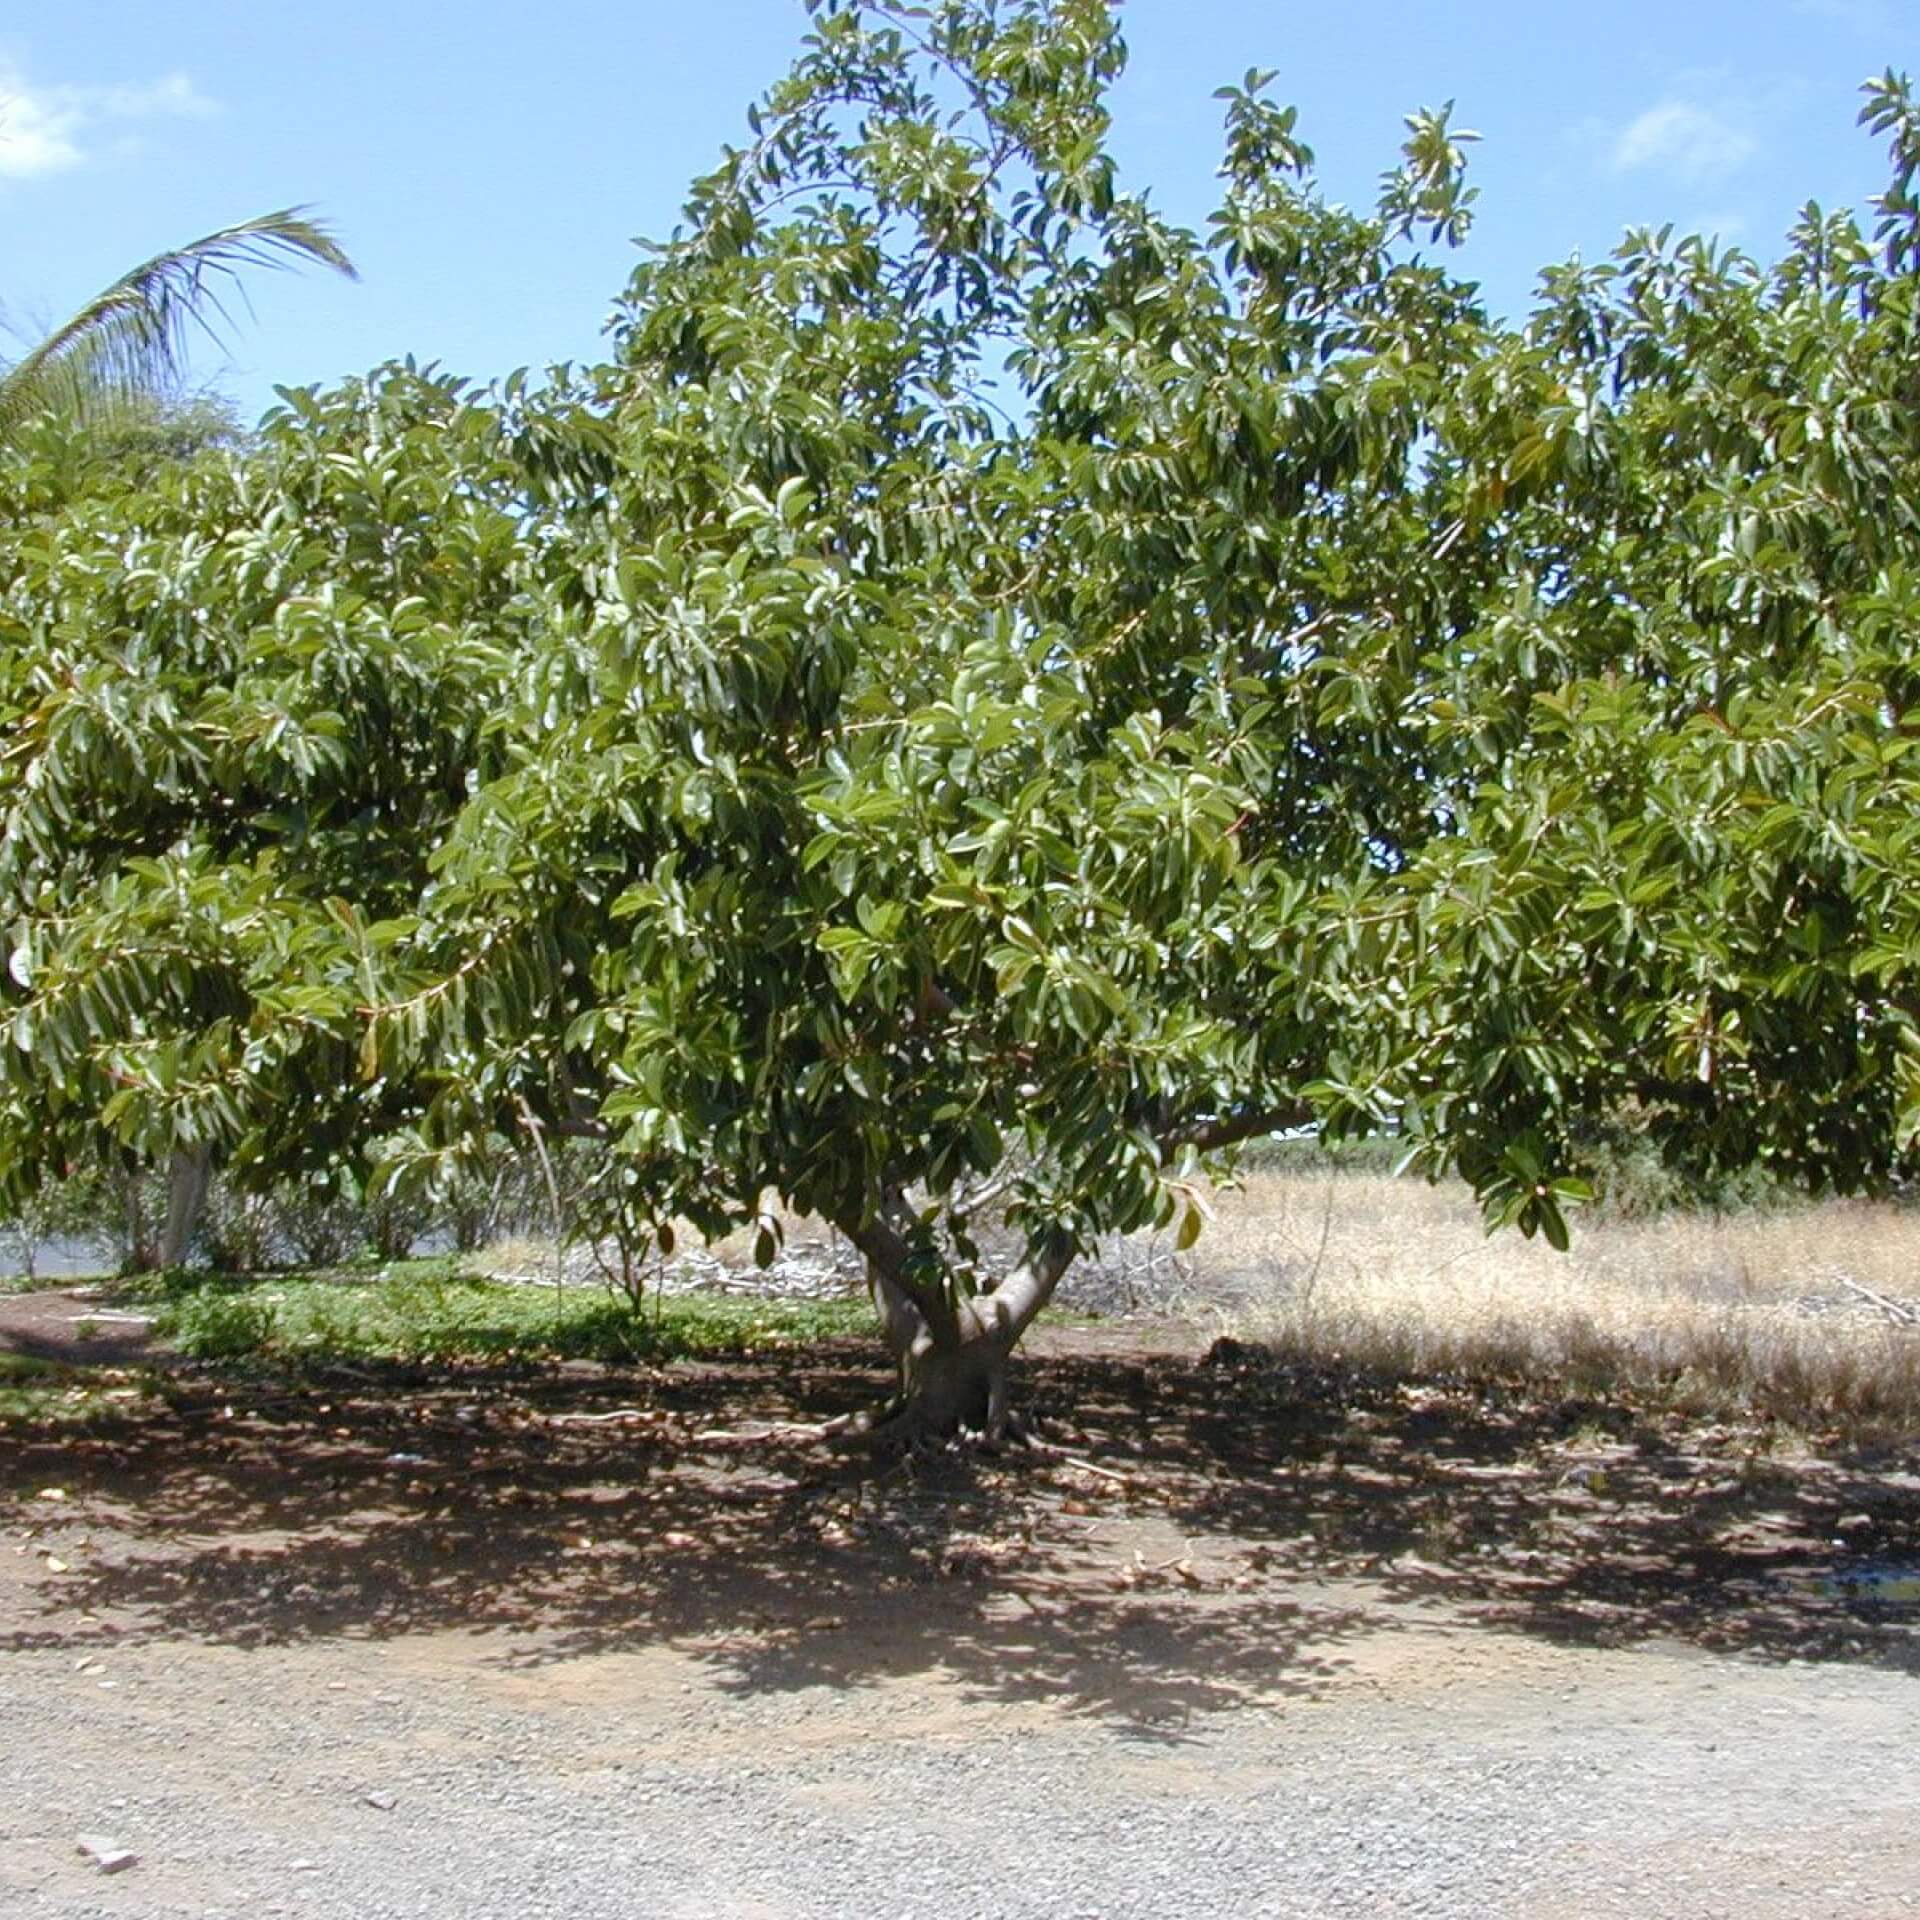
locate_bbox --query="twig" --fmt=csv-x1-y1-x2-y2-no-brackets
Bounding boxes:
690,1413,862,1445
547,1408,655,1425
167,1395,310,1419
1028,1443,1133,1486
515,1095,567,1317
1837,1275,1920,1327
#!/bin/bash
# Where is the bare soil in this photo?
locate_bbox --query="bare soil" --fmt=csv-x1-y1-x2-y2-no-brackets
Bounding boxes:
0,1285,170,1370
3,1288,1918,1917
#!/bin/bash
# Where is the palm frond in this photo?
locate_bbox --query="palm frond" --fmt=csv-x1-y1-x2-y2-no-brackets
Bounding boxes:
0,208,357,438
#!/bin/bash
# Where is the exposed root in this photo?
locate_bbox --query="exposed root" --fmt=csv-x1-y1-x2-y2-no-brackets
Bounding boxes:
835,1401,936,1456
688,1412,865,1446
838,1397,1036,1460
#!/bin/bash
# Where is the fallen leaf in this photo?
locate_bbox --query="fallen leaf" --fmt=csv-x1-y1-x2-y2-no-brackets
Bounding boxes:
44,1555,70,1573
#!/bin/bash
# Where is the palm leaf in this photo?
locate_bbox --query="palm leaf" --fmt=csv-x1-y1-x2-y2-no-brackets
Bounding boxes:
0,208,357,437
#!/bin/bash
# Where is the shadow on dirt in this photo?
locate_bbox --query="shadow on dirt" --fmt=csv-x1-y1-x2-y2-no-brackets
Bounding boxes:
0,1287,170,1370
3,1339,1916,1737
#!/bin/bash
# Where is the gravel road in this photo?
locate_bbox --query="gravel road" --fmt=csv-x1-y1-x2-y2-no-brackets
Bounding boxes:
5,1608,1916,1919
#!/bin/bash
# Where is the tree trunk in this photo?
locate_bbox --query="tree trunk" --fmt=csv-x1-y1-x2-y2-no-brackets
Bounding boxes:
158,1145,212,1269
857,1220,1070,1443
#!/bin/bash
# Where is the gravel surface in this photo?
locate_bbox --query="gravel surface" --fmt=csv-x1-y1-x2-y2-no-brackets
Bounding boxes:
4,1606,1916,1918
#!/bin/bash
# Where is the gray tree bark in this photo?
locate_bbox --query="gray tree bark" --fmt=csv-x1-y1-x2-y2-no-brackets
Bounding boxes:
851,1202,1072,1441
157,1144,212,1269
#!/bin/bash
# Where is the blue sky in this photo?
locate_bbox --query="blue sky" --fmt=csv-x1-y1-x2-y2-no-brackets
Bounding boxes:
4,2,1912,423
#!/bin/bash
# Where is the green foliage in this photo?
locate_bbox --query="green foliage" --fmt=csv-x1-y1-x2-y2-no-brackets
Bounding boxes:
0,361,558,1211
161,1285,279,1360
0,209,355,443
1570,1115,1797,1223
144,1262,867,1366
4,2,1919,1373
0,1352,159,1426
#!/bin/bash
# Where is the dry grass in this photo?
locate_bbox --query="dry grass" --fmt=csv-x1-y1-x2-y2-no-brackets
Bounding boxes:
1193,1172,1920,1433
479,1175,1920,1435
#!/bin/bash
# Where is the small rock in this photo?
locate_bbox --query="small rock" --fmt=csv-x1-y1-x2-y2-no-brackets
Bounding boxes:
362,1789,397,1811
76,1833,137,1874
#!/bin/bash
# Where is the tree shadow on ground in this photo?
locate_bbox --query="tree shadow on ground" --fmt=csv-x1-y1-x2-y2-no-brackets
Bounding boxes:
2,1338,1915,1739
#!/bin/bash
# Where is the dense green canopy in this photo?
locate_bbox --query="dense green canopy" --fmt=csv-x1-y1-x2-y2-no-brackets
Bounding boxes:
4,0,1917,1422
0,368,541,1185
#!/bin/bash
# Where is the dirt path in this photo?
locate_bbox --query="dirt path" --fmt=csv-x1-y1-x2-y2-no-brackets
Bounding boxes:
2,1322,1917,1917
0,1287,169,1371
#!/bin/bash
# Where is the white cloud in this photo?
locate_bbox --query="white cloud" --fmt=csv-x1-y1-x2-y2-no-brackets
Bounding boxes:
1609,99,1757,188
0,63,212,180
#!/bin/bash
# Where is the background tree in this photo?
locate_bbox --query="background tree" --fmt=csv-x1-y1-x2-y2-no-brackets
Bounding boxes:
0,205,356,1259
1358,69,1920,1226
0,209,355,448
0,362,575,1261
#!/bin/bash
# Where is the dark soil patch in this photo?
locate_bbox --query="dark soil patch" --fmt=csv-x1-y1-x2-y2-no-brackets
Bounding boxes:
0,1284,170,1368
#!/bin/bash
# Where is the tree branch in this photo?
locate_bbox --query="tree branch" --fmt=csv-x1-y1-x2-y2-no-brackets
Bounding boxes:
1156,1103,1311,1159
839,1204,961,1347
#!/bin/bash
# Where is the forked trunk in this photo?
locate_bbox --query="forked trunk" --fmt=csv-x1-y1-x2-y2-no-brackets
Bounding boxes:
860,1228,1071,1444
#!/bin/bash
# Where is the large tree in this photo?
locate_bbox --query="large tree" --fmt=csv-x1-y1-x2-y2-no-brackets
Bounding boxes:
0,362,592,1256
5,3,1917,1434
381,6,1920,1433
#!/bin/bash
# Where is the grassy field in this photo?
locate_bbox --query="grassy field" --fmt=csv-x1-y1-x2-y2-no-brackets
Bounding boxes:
1192,1170,1920,1432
